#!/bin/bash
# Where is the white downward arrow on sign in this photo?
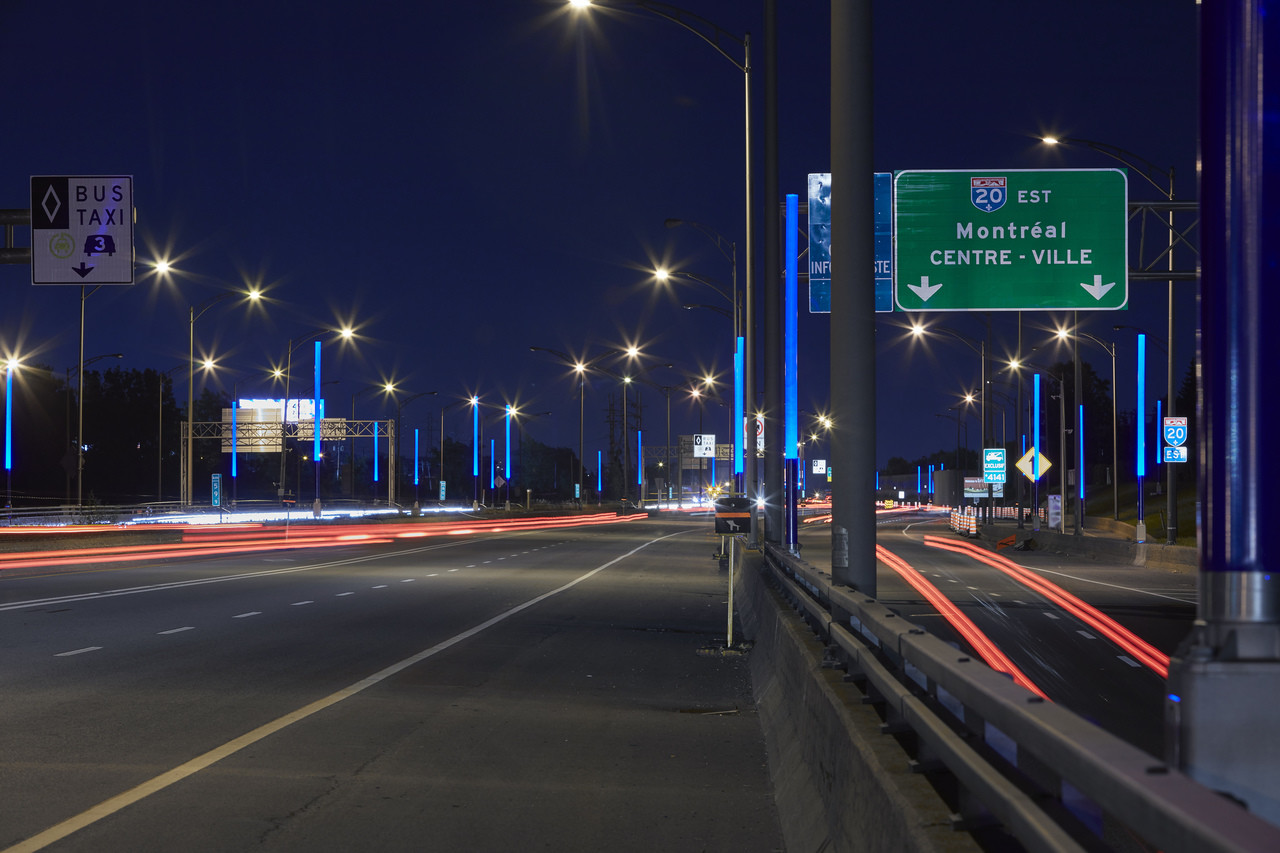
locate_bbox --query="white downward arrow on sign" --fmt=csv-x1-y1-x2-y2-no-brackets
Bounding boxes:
908,276,943,302
1080,274,1116,301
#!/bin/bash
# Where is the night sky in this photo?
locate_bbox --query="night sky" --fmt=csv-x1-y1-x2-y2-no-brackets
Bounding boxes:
0,1,1198,476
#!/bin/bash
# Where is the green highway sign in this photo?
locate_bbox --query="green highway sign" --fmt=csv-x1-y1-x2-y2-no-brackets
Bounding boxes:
893,169,1127,311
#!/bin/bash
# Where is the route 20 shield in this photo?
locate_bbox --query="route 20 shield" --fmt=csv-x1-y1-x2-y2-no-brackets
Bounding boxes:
970,176,1007,213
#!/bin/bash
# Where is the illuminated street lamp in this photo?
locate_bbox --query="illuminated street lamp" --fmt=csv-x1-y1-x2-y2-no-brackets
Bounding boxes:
910,323,990,519
571,0,755,515
1042,135,1180,543
530,346,621,502
273,327,354,510
185,288,261,505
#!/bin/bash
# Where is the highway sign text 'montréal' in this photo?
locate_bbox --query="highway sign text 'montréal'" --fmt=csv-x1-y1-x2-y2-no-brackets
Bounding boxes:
894,169,1127,312
30,175,134,285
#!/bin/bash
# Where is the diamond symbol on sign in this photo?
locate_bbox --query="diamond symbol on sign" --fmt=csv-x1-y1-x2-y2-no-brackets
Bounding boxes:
41,185,62,222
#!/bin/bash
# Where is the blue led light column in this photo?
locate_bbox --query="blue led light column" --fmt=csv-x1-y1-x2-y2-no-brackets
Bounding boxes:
1166,3,1280,819
505,406,512,506
490,438,495,502
4,362,12,509
734,336,744,494
1078,405,1085,505
231,397,238,507
312,341,322,516
784,193,799,550
472,397,479,509
1033,374,1041,531
412,425,422,504
597,449,602,505
1136,334,1146,542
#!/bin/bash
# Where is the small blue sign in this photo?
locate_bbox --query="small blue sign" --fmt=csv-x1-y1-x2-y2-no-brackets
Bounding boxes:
1163,446,1188,463
982,448,1006,483
211,473,222,507
1163,417,1188,448
439,480,446,501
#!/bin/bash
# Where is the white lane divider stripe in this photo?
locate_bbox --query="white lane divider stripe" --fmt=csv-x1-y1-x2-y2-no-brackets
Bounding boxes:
54,647,102,657
157,627,194,635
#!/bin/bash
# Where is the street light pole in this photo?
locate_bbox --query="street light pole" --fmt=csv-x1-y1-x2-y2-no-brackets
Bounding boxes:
1044,135,1178,542
572,0,753,527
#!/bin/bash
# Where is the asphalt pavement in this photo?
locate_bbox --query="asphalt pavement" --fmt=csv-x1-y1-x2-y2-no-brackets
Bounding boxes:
794,512,1196,757
1,518,784,853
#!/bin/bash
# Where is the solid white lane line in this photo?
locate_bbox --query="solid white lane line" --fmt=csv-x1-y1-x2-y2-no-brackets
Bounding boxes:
6,529,685,853
157,627,194,636
54,647,102,657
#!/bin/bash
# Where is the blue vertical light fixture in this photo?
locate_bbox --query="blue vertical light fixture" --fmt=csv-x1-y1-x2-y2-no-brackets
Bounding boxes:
1034,374,1041,527
1137,334,1146,538
504,405,512,486
784,194,799,457
373,425,379,482
231,399,238,479
784,193,799,548
4,362,12,474
414,429,420,487
1078,404,1085,503
1155,398,1163,471
597,449,602,497
472,396,479,506
312,342,321,462
733,336,744,485
637,429,643,488
490,438,495,490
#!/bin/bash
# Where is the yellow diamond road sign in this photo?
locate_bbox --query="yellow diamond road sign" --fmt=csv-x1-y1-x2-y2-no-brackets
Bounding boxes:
1015,447,1052,482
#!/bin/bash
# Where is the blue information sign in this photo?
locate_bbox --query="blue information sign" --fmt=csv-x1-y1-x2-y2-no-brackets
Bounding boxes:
807,172,892,313
211,473,222,507
982,448,1006,483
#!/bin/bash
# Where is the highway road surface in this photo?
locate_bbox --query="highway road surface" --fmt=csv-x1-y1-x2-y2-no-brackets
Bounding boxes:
1,517,784,853
804,512,1197,757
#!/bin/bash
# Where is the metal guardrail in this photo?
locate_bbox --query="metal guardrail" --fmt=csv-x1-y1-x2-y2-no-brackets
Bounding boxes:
0,502,187,526
760,544,1280,853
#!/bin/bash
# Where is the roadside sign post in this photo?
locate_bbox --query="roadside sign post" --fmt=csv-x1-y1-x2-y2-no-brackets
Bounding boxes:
30,176,134,285
714,497,751,650
894,169,1127,312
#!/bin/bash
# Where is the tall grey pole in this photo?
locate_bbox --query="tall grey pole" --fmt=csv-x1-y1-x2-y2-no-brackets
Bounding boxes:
761,0,782,544
1166,0,1280,820
1073,310,1083,534
830,0,875,594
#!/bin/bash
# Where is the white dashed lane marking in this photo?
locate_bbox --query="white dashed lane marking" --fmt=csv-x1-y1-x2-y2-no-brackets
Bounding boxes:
45,550,530,658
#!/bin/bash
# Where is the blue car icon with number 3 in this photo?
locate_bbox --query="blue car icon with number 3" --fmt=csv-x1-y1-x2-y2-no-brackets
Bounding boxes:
83,234,116,257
